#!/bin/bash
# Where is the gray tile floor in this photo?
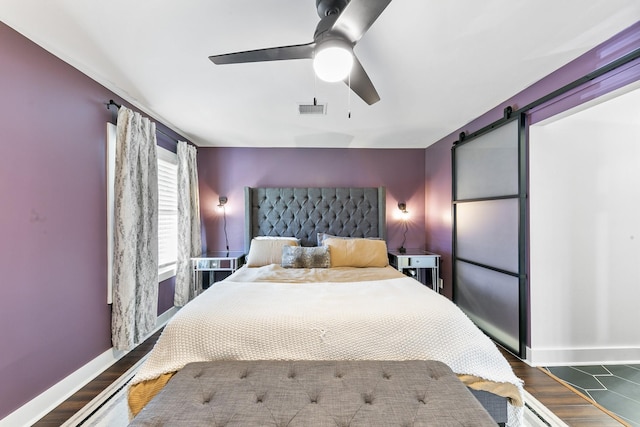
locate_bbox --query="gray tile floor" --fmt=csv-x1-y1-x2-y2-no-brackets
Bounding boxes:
545,364,640,426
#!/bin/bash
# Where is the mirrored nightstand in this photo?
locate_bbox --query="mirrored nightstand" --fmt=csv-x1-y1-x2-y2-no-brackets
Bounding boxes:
388,249,441,292
191,251,245,289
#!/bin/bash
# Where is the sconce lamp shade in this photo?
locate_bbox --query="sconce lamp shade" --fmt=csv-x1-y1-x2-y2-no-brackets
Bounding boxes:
398,202,407,214
313,41,354,82
218,196,228,207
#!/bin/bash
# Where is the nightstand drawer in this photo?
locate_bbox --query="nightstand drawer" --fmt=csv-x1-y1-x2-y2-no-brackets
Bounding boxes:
196,258,237,270
197,259,221,269
409,256,437,268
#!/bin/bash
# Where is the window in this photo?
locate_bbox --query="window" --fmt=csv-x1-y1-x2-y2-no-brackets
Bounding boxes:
107,124,178,304
157,146,178,281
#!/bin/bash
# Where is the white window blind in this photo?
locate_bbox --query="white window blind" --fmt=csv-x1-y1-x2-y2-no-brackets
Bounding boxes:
157,146,178,281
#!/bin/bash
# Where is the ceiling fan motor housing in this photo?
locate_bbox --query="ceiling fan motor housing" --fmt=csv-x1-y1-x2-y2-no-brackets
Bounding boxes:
316,0,349,17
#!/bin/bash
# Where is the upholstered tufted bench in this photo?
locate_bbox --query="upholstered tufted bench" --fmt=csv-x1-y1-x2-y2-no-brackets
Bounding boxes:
130,360,498,426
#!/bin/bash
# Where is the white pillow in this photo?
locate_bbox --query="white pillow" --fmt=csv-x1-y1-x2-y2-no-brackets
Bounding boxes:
246,238,300,267
254,236,300,241
317,232,381,246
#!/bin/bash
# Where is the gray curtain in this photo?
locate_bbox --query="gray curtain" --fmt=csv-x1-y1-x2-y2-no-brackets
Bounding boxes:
174,141,202,306
111,107,159,351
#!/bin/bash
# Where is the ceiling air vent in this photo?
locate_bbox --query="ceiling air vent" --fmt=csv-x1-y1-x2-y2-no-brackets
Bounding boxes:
298,102,327,115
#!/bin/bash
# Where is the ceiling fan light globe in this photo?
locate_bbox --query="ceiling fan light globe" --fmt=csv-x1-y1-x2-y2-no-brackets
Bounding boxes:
313,46,353,82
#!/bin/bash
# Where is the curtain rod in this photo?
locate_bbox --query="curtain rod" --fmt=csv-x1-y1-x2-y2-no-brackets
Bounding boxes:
106,99,180,144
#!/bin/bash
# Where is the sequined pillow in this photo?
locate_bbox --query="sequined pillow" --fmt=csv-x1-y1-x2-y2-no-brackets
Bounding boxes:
281,246,331,268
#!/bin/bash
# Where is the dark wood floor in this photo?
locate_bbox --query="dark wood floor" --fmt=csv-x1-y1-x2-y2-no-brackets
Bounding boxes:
499,347,627,426
33,332,625,426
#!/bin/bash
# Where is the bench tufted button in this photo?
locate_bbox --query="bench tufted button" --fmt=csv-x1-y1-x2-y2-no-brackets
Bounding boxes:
382,372,391,380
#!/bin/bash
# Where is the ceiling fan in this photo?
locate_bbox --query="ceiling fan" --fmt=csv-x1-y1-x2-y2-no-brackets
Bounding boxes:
208,0,392,105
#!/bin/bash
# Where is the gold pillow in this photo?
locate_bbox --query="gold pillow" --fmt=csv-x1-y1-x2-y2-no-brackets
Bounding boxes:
246,238,299,267
323,237,388,268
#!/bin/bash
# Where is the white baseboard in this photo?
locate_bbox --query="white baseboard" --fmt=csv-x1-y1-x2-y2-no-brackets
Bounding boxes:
526,345,640,366
59,355,147,427
0,307,177,427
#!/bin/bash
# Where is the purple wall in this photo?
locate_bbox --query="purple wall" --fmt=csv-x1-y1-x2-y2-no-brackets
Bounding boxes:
0,23,179,419
197,147,426,253
423,143,454,298
424,22,640,298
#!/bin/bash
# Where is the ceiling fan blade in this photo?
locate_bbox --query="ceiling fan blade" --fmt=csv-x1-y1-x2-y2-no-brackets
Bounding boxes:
209,42,315,65
331,0,392,43
345,56,380,105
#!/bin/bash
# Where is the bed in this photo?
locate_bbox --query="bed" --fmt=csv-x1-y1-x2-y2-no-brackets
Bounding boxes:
128,187,523,425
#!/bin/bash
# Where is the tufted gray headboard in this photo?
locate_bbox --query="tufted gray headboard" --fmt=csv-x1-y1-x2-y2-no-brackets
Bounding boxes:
244,187,386,251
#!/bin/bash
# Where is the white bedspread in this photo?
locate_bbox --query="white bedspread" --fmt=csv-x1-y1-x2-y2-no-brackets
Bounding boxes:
132,265,523,425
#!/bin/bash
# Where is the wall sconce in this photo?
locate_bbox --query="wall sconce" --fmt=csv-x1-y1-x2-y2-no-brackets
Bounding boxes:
218,196,229,253
398,202,408,254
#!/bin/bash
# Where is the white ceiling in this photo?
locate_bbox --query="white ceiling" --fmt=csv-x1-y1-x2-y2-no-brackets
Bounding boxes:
1,0,639,148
